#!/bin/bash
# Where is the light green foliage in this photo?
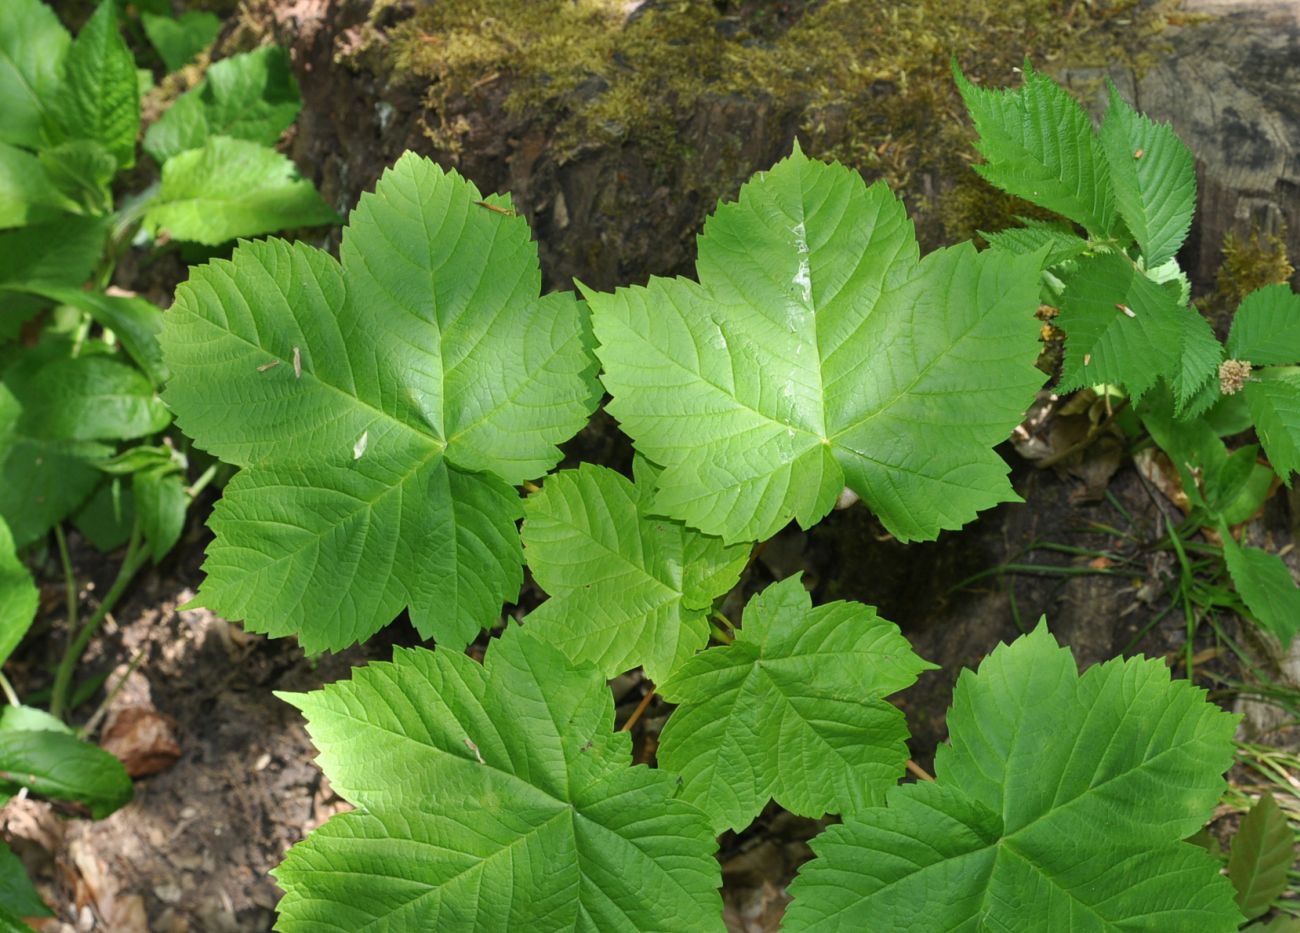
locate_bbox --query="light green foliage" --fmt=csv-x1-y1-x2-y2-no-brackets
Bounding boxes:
1227,285,1300,479
784,624,1243,931
273,628,722,931
144,137,338,245
588,147,1043,544
1228,793,1296,921
0,0,70,150
1057,253,1220,405
42,0,139,169
0,143,76,228
142,10,221,72
160,154,598,651
39,140,116,214
657,575,932,834
962,64,1216,408
144,46,303,164
0,517,37,670
954,61,1116,237
0,216,108,290
522,461,749,683
1099,83,1195,267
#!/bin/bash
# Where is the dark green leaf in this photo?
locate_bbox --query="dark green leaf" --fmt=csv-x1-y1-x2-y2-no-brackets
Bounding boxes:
23,286,168,386
134,466,187,561
43,0,140,169
1222,533,1300,646
1228,285,1300,366
0,0,71,149
0,214,108,290
1229,792,1296,920
0,729,132,818
72,479,134,552
141,10,220,71
145,136,337,244
0,839,50,921
0,516,37,670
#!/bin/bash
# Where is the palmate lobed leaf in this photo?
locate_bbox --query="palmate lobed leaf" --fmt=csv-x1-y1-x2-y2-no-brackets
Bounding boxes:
273,629,721,931
521,460,749,683
657,575,933,834
784,623,1243,932
587,146,1044,544
160,153,599,651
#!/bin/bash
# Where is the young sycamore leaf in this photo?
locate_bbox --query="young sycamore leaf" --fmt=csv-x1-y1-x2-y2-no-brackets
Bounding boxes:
42,0,139,170
1098,83,1196,267
954,60,1118,238
1228,792,1296,921
273,628,722,930
0,0,71,150
1225,285,1300,479
0,516,37,670
160,153,599,651
587,146,1045,544
1221,531,1300,647
657,575,933,834
141,11,221,72
521,460,749,683
784,623,1243,932
143,45,302,165
144,136,338,245
1057,252,1220,405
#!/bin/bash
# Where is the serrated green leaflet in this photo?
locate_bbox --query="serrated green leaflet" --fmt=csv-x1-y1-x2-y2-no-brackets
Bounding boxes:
1228,285,1300,366
980,217,1088,266
161,153,598,650
1228,793,1295,920
0,517,37,670
522,461,748,682
657,576,932,834
144,46,302,165
1058,252,1220,405
955,61,1117,238
144,137,337,245
274,629,722,931
784,623,1243,931
42,0,138,170
1221,532,1300,647
0,0,70,150
588,147,1043,544
1244,367,1300,480
1099,83,1195,267
142,11,221,72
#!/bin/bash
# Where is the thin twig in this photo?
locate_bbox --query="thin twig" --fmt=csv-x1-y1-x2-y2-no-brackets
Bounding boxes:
78,647,147,740
905,759,935,782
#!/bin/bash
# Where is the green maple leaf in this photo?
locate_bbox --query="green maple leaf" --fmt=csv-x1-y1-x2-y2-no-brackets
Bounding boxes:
784,623,1243,931
587,147,1044,544
656,575,933,834
273,629,722,931
522,460,749,683
160,153,599,651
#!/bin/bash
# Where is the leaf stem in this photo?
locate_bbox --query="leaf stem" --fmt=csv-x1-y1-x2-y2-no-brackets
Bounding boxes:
51,519,148,720
53,524,78,638
185,463,219,500
0,673,19,707
905,759,934,782
619,686,657,733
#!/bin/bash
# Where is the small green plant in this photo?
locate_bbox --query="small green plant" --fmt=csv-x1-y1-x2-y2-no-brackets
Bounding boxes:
957,61,1300,648
153,139,1264,927
0,0,339,921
